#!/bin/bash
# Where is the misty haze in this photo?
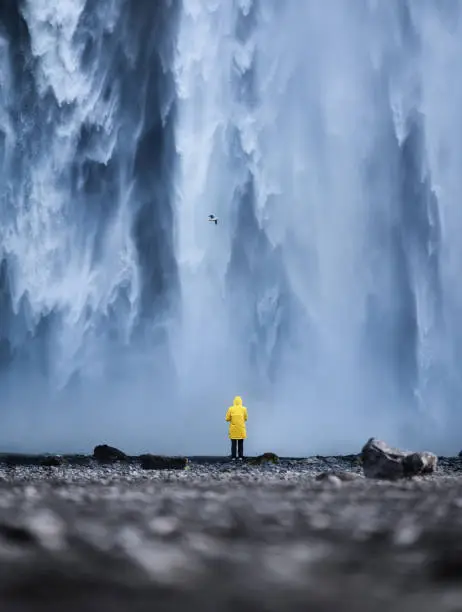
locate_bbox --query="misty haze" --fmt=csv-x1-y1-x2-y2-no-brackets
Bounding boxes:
0,0,459,457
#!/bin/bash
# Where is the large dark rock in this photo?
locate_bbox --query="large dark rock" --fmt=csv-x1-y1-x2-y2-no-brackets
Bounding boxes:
139,454,188,470
250,452,279,465
93,445,127,463
361,438,437,480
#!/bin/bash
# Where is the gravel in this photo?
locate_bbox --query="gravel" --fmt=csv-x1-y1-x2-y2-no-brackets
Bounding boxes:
0,456,461,611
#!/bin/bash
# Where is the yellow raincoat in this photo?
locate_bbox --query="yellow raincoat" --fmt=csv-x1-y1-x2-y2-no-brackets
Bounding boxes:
225,396,248,439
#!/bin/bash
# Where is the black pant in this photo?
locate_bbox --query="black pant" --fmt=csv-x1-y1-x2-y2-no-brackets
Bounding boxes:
231,439,244,458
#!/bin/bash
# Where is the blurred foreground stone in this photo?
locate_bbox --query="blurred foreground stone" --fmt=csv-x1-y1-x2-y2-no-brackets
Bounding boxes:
0,456,458,611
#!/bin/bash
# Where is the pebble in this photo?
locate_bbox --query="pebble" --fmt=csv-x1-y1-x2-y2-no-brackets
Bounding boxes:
0,457,458,611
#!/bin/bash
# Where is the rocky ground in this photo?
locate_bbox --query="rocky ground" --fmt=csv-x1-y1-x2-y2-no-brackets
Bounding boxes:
0,455,462,611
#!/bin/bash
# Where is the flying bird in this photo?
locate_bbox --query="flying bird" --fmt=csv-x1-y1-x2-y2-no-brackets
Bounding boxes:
208,214,218,225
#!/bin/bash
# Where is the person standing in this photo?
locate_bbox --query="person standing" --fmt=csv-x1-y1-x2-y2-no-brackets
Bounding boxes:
225,395,248,460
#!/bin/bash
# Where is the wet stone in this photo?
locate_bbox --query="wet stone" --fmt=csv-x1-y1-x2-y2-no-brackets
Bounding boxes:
361,438,438,480
93,444,127,463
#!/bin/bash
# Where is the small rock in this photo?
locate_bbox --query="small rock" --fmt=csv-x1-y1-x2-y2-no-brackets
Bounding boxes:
315,472,342,486
250,452,279,465
93,444,127,463
149,517,180,536
28,510,65,551
315,470,361,482
40,456,65,467
361,438,437,480
0,523,36,545
139,454,188,470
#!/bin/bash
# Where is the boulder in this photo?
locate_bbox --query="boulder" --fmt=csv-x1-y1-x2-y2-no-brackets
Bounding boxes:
93,444,127,463
250,452,279,465
361,438,437,480
139,454,188,470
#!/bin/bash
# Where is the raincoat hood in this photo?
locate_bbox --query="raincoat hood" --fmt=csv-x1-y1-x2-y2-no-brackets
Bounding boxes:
233,396,242,406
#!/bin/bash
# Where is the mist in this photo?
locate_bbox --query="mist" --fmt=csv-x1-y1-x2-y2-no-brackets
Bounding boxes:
0,0,461,456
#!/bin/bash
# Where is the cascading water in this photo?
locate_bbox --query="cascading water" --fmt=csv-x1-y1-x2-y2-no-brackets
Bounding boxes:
0,0,180,452
0,0,461,455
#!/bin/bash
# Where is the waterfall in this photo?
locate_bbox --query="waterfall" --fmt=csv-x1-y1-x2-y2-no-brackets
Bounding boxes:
0,0,180,452
0,0,461,454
